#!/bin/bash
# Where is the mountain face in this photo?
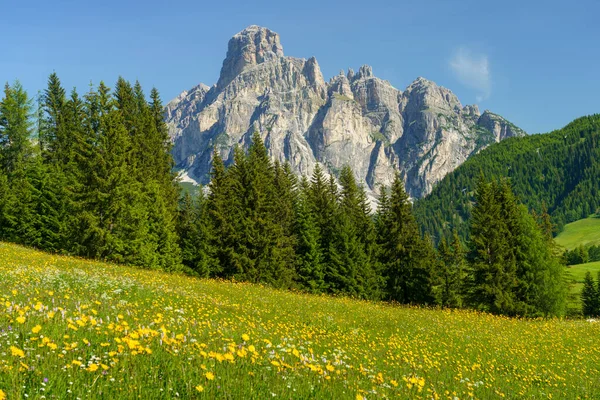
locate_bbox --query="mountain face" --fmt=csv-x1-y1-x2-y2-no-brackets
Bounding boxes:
166,25,526,199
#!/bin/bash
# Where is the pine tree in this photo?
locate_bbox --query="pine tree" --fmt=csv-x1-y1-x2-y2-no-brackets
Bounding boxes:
228,132,295,287
177,190,214,277
294,176,325,292
0,81,37,243
307,163,339,291
0,81,34,177
467,176,518,314
272,161,298,284
468,176,566,316
39,72,67,163
207,148,237,277
378,174,433,304
327,166,378,298
582,272,598,317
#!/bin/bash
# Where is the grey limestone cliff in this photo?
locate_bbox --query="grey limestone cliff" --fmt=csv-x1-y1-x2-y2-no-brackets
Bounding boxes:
165,25,525,199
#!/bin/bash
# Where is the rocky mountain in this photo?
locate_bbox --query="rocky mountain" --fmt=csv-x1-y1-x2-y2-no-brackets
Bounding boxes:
166,25,526,199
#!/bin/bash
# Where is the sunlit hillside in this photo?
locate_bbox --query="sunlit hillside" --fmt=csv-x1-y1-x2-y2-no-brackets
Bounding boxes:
555,215,600,250
1,242,599,399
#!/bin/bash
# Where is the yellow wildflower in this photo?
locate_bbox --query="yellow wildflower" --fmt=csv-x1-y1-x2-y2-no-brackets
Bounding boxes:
32,325,42,334
10,346,25,358
195,385,204,392
242,333,250,341
16,316,25,324
87,364,99,372
205,371,215,380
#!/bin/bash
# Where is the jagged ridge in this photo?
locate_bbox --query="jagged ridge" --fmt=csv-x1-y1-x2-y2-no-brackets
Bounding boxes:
165,25,525,199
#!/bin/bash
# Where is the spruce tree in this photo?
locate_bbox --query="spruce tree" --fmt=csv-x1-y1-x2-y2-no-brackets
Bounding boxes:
377,174,433,304
307,163,339,290
581,272,598,317
177,190,214,277
468,176,566,316
327,166,378,298
294,176,325,292
0,81,34,176
207,148,237,277
468,176,517,314
0,81,38,243
228,132,295,287
39,72,67,163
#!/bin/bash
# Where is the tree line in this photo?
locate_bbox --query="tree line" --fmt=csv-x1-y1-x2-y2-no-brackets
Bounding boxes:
564,244,600,266
177,132,567,316
0,75,568,317
0,76,180,269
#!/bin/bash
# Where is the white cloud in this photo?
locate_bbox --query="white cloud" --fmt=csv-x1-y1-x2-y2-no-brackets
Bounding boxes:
449,47,491,101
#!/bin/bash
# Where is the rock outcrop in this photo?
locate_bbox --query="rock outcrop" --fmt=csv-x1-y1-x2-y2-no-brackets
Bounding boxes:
165,25,526,199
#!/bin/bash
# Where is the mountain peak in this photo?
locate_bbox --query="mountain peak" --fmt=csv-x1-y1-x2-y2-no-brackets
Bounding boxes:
167,26,525,199
217,26,284,89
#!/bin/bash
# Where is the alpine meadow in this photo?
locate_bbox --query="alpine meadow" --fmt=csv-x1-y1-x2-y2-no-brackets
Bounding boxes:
2,5,600,399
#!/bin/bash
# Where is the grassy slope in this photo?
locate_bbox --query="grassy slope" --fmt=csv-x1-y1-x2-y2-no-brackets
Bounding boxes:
179,181,200,197
567,261,600,304
554,216,600,310
555,215,600,250
1,242,600,399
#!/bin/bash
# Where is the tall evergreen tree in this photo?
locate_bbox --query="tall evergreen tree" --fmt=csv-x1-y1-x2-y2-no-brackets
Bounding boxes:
294,176,325,292
207,148,238,277
581,272,598,317
177,190,214,277
0,81,34,176
39,72,67,163
468,176,566,316
467,176,518,314
377,174,433,304
434,232,466,308
307,163,339,289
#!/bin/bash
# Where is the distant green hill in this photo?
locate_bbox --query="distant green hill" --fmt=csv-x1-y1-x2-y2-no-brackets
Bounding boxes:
414,115,600,242
179,181,200,197
555,215,600,250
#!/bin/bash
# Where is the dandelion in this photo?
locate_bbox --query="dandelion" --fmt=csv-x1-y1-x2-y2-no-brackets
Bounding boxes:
10,346,25,358
87,364,99,372
195,385,204,392
242,333,250,341
16,316,26,324
205,372,215,380
32,325,42,334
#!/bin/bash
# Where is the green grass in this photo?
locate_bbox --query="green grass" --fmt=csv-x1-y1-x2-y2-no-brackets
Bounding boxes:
1,242,600,399
565,261,600,310
179,181,200,197
555,215,600,250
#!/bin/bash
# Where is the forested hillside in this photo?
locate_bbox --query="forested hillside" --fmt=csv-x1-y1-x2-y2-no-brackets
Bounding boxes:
414,115,600,242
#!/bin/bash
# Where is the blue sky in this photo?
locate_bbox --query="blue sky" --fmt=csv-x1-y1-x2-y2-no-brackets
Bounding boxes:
2,0,599,134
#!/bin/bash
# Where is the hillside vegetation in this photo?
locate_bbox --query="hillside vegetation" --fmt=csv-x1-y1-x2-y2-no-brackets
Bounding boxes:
414,115,600,242
555,215,600,250
1,242,599,399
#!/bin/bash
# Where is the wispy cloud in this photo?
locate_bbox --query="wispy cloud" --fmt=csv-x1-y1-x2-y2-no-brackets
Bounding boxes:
449,47,491,102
